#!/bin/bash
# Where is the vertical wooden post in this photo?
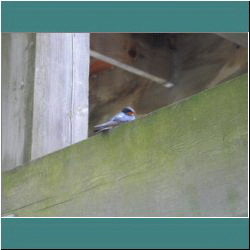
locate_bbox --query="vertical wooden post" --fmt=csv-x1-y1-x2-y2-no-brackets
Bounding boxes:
71,33,90,144
1,33,36,171
31,33,90,160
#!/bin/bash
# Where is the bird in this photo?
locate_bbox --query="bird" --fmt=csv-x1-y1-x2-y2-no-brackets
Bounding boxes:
93,106,136,133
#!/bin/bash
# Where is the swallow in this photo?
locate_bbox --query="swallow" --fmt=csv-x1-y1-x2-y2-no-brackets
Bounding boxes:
93,106,136,133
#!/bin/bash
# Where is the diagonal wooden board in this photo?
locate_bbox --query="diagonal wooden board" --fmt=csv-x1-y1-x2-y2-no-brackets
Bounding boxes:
2,74,248,217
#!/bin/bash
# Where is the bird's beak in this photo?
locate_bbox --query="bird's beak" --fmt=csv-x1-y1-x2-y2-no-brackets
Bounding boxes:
127,111,136,116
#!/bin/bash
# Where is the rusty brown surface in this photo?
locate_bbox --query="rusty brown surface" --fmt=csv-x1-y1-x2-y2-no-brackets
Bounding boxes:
90,59,113,76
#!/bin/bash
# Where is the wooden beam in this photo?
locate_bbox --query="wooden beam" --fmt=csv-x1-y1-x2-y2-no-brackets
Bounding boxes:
2,74,247,217
90,50,174,88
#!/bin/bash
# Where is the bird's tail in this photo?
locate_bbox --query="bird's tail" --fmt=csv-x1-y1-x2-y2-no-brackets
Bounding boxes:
93,121,117,133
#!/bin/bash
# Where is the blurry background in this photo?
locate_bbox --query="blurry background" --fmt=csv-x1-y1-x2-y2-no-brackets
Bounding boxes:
89,33,248,135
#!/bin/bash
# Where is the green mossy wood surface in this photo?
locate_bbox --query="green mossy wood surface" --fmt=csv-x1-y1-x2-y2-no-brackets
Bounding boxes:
2,74,248,217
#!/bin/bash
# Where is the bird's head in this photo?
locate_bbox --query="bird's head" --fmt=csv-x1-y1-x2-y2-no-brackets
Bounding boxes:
122,106,136,116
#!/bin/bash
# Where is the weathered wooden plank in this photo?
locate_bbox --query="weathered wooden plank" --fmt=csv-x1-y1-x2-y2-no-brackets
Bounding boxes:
31,33,73,160
2,74,248,217
71,33,90,144
1,33,36,171
31,33,90,160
